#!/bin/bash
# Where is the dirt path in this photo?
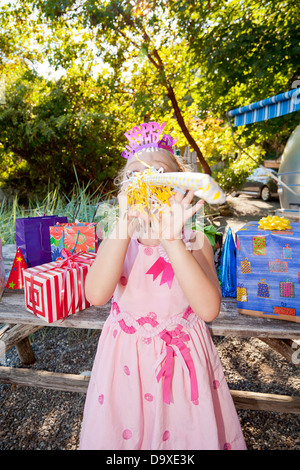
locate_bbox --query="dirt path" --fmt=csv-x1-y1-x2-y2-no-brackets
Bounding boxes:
212,194,281,235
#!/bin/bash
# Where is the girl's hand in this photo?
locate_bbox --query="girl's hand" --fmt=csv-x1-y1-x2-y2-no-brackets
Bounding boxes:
138,190,204,241
117,188,139,239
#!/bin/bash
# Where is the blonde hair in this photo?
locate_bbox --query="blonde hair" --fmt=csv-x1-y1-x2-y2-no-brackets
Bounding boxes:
114,148,191,188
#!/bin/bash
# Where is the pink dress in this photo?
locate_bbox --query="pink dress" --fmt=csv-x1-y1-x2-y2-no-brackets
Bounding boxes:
79,232,247,450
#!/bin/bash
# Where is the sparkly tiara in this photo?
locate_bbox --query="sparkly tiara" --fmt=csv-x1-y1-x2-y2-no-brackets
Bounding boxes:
121,122,178,160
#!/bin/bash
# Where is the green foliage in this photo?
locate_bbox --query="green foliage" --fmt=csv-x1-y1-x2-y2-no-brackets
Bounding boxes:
0,64,130,195
213,150,265,194
0,0,299,197
173,0,300,153
0,0,44,71
0,178,114,245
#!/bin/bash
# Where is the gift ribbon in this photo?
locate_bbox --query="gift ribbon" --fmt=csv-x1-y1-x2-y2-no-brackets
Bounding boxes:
155,326,199,404
146,257,175,289
28,249,95,320
59,249,83,318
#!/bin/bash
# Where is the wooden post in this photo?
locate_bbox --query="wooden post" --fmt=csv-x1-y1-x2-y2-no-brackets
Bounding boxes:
0,366,299,414
259,338,300,365
14,338,36,365
1,324,44,365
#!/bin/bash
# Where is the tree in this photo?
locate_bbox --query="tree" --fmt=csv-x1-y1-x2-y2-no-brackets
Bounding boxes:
34,0,212,173
0,1,43,71
0,63,133,194
173,0,300,155
1,0,297,196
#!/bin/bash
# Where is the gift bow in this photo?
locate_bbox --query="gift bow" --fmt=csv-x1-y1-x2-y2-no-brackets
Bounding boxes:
59,248,86,267
155,326,199,404
146,257,175,289
258,215,291,231
58,249,86,317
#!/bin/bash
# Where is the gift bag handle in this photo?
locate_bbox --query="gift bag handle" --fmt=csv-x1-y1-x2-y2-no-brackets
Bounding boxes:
71,230,80,254
62,228,81,254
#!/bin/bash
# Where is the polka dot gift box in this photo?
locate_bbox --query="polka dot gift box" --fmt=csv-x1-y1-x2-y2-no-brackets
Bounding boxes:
236,219,300,323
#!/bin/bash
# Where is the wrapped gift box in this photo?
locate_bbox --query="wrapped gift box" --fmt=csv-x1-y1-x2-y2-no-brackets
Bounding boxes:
236,221,300,323
23,251,95,323
50,222,100,261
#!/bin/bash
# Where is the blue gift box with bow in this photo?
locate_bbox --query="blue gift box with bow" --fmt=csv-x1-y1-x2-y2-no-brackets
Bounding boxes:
236,221,300,323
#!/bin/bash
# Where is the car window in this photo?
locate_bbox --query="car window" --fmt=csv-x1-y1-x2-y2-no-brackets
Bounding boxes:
252,168,277,178
248,168,266,179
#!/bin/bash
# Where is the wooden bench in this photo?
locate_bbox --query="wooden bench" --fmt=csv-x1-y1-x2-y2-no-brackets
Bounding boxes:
0,245,299,414
1,288,299,414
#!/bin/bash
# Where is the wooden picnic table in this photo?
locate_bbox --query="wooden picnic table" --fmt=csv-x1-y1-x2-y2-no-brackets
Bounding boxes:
1,288,299,414
0,245,299,415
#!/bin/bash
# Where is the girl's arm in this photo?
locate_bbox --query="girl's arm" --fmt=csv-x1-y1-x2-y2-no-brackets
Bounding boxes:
85,194,138,306
161,232,221,322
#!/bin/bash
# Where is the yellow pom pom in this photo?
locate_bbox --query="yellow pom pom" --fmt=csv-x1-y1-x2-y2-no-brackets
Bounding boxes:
258,215,291,231
125,169,174,216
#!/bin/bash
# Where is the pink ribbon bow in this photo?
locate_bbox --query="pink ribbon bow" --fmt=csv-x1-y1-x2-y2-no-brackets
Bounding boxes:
156,327,199,404
58,249,84,318
146,257,175,289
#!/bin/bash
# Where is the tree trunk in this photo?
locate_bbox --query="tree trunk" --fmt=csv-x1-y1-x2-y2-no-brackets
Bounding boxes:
166,85,211,174
112,11,212,175
148,47,211,174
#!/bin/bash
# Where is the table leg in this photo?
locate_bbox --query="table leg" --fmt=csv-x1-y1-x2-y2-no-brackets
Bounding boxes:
1,324,44,365
259,338,300,365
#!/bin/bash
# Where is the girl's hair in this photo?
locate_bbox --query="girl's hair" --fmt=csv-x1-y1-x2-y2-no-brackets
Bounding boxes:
114,148,192,188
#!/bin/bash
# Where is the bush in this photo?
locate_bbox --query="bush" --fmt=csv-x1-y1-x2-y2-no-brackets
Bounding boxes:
0,66,129,197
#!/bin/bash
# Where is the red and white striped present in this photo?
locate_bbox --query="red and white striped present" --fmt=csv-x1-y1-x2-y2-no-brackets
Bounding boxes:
23,250,96,323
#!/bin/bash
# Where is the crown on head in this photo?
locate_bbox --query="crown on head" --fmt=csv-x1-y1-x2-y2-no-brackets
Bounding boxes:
121,122,178,160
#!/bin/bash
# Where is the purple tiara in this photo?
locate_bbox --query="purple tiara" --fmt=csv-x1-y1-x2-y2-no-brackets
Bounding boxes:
121,122,178,160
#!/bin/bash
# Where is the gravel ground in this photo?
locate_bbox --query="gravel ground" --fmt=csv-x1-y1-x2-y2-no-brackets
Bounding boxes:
0,328,299,451
0,195,299,451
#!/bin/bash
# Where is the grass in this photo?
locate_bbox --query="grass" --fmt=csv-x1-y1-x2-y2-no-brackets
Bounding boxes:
0,166,223,247
0,179,118,246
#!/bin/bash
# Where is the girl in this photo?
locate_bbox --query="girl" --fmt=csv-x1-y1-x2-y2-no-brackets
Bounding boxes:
79,123,247,450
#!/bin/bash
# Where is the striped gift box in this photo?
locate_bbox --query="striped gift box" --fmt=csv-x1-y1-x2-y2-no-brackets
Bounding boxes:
23,251,95,323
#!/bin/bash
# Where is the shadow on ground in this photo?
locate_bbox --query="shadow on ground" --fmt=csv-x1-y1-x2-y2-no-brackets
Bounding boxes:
214,194,281,235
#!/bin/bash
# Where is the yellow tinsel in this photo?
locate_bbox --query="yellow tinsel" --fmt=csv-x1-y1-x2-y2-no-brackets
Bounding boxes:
258,215,291,231
125,169,175,216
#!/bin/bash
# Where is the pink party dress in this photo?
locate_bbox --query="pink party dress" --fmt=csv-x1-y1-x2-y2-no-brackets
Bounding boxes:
79,232,247,450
